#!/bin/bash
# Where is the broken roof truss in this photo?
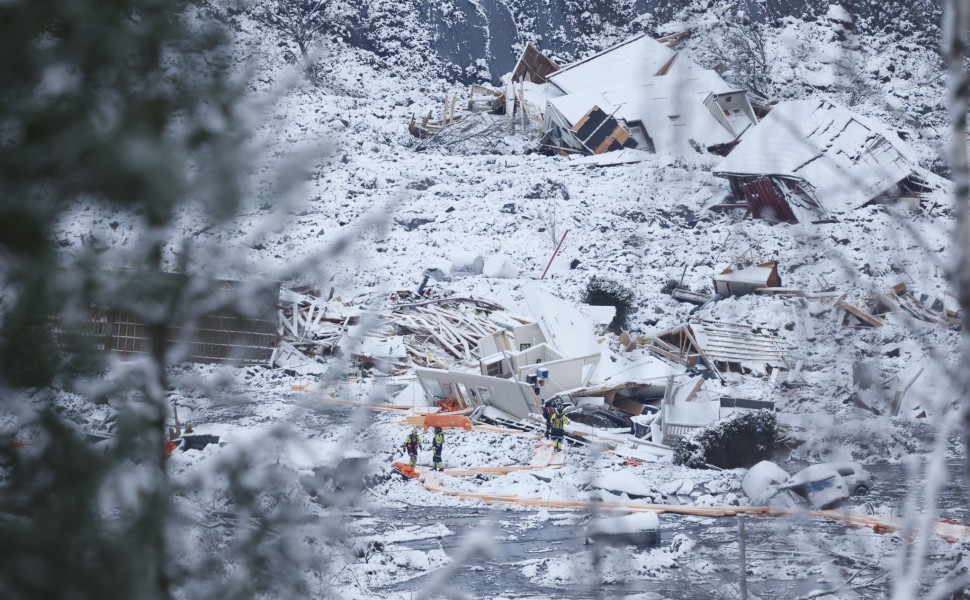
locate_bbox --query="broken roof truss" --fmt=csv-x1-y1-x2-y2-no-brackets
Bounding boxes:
651,318,790,377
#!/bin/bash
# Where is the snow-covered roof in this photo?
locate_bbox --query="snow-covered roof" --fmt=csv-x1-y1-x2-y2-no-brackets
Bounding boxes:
523,286,602,359
546,54,745,152
546,33,676,95
518,80,564,108
595,355,684,386
715,99,921,210
690,320,789,374
625,65,743,151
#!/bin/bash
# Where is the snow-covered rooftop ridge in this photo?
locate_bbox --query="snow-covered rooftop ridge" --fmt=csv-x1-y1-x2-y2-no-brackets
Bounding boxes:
714,99,922,210
546,33,676,95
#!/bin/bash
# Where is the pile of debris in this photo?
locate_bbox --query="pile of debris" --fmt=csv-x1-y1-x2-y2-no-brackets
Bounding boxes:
272,287,529,376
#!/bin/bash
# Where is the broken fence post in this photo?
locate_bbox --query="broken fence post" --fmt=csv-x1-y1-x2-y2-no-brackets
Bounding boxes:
540,229,570,280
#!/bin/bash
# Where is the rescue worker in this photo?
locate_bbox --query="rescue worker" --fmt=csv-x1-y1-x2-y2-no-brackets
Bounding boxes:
542,398,557,439
431,427,445,472
550,405,570,452
403,427,422,467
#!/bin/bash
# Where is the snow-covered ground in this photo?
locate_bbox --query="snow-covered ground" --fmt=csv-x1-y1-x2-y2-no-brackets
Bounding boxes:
41,1,970,597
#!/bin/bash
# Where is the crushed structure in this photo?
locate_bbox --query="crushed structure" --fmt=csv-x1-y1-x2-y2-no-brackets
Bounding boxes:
714,99,933,223
651,318,790,377
410,33,759,158
840,282,962,330
532,33,759,156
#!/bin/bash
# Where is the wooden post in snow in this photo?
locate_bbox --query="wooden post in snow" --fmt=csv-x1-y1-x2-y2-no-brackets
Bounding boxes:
738,514,748,600
540,229,570,280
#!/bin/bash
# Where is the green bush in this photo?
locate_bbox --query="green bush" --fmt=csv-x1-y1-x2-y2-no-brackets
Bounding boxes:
582,276,635,333
673,410,777,469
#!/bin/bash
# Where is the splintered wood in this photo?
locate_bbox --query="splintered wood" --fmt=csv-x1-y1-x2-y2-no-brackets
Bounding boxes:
391,302,504,362
275,287,514,372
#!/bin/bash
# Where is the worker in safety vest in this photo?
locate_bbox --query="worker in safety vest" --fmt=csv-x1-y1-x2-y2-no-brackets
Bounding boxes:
431,427,445,472
550,405,570,452
403,427,422,467
542,398,557,439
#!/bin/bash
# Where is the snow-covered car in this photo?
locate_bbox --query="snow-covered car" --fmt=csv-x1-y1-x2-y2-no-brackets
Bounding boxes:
742,461,873,510
784,462,872,496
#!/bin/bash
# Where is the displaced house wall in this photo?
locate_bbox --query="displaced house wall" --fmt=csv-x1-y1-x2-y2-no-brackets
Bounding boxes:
478,329,512,357
541,103,587,154
479,352,513,378
512,322,546,350
509,342,563,370
415,367,541,419
514,352,601,400
735,177,800,223
569,106,637,154
705,92,757,137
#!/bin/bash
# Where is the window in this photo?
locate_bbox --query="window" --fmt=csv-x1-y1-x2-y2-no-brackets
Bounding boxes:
837,468,855,477
519,343,531,351
485,360,506,377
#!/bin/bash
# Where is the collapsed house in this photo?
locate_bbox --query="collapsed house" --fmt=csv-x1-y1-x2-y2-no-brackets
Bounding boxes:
651,318,790,377
416,33,759,157
714,99,933,223
536,34,759,155
523,33,759,156
413,286,685,422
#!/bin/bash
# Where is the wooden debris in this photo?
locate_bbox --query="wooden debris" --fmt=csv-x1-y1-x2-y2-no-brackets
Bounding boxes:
403,414,473,430
837,298,884,328
671,288,713,305
714,260,781,297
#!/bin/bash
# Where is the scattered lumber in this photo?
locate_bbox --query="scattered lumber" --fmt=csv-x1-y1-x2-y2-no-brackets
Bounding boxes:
671,288,712,305
837,298,884,328
403,414,473,430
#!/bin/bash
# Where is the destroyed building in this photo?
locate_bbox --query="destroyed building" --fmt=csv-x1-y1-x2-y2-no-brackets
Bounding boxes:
519,33,759,156
652,318,790,378
436,33,760,157
714,99,933,223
